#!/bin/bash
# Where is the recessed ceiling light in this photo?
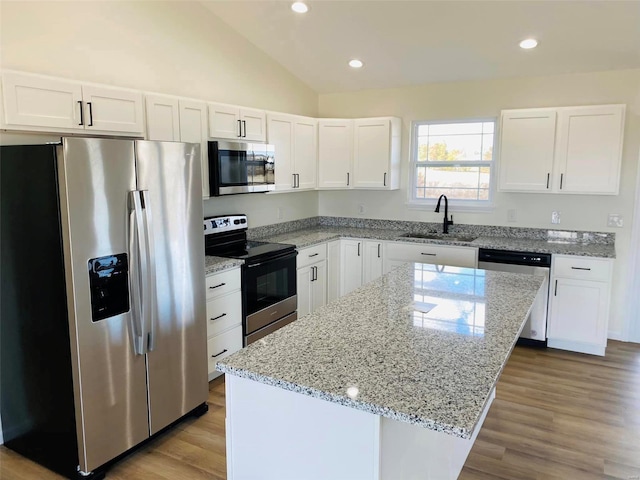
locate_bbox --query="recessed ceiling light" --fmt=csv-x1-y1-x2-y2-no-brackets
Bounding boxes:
519,38,538,49
349,59,364,68
291,2,309,13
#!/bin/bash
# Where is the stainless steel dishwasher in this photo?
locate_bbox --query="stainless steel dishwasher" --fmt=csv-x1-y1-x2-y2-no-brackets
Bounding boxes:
478,248,551,346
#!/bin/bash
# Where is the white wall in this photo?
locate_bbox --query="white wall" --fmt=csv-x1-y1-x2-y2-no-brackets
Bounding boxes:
318,69,640,340
0,0,321,227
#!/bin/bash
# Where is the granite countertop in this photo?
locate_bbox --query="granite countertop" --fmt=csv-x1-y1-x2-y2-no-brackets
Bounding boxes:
217,263,544,439
205,256,244,275
257,226,616,258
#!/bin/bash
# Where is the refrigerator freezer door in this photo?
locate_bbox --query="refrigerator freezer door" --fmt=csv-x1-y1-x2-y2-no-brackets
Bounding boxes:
57,138,150,473
135,141,208,435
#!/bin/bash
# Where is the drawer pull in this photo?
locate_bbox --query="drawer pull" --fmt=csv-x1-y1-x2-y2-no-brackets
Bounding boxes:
210,313,227,321
308,253,319,258
421,253,437,256
571,267,591,271
211,349,228,358
209,282,226,289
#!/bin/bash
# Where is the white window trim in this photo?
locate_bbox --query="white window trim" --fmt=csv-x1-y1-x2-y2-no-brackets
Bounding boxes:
407,117,498,212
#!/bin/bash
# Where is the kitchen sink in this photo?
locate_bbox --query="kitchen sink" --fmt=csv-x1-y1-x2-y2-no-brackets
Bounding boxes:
400,232,477,243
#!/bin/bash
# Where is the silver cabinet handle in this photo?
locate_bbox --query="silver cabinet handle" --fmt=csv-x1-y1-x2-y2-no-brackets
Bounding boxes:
421,253,437,256
237,119,242,137
308,253,319,258
242,120,247,138
211,349,228,358
571,267,591,271
209,282,226,289
210,313,227,321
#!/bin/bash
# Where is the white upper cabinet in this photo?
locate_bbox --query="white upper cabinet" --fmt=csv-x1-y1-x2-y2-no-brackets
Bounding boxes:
179,100,209,198
208,102,266,142
144,94,210,197
498,109,557,192
353,117,401,190
499,104,625,195
267,113,317,191
145,94,180,141
1,71,144,135
318,119,353,189
554,105,625,195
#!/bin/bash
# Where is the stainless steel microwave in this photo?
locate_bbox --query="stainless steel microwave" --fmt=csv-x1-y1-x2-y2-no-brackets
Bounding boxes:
208,141,275,196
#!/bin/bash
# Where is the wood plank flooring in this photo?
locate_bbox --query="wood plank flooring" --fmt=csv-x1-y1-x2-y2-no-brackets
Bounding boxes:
2,340,639,479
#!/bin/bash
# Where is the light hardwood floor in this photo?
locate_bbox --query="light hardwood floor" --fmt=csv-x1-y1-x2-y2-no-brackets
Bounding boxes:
2,341,639,479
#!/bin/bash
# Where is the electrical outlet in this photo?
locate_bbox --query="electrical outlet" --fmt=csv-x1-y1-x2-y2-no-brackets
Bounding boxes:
358,204,366,215
277,207,283,220
507,209,517,222
607,213,624,228
551,211,561,224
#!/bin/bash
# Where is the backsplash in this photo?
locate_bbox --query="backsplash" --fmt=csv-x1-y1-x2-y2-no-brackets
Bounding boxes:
248,216,615,245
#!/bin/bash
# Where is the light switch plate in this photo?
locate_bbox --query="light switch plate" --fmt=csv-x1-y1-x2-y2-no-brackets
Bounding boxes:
358,204,366,215
507,209,517,222
607,213,624,227
551,211,561,224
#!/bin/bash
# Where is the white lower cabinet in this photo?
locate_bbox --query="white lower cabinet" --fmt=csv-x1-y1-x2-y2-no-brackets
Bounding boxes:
547,255,613,356
206,267,243,380
327,240,341,304
297,244,328,317
340,239,364,296
383,242,477,274
363,241,384,284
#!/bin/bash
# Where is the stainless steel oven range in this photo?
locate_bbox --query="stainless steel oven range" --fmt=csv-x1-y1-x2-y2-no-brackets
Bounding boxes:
204,215,297,345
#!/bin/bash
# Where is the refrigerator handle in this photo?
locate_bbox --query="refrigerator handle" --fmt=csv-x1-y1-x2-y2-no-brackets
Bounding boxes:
141,190,158,352
128,191,147,355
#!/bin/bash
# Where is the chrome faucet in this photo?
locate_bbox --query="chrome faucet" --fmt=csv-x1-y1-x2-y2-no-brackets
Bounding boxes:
434,194,454,234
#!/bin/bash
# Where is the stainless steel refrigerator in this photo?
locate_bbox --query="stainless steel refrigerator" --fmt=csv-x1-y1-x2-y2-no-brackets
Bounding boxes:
0,137,208,479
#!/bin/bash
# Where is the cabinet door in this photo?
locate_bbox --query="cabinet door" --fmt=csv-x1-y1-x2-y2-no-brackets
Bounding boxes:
82,85,144,134
267,113,295,190
498,109,556,192
179,100,209,198
294,117,318,190
2,71,83,130
209,102,240,139
297,266,313,318
240,108,267,142
318,119,353,189
363,241,384,284
145,94,180,141
353,118,390,189
555,105,624,194
312,262,328,312
327,240,341,303
339,239,363,296
548,278,609,352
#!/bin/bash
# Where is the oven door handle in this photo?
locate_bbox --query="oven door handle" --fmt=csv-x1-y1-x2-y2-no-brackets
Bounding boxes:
245,250,298,268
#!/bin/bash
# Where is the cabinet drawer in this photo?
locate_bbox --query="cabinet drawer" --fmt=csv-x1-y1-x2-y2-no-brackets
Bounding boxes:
207,291,242,338
297,243,327,269
206,267,241,300
207,325,243,375
385,242,477,268
553,255,612,282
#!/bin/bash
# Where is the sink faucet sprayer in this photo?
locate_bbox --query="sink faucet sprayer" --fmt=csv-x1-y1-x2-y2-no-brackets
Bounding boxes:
434,195,454,234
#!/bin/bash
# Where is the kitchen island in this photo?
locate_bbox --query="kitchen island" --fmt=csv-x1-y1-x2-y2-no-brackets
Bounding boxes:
217,263,545,480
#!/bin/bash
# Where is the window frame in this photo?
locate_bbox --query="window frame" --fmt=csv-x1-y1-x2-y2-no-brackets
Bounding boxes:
408,117,498,212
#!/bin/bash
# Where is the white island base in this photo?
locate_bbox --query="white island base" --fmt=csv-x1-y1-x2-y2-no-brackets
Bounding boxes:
225,375,495,480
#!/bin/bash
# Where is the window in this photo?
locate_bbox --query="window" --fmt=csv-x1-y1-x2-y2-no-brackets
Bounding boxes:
411,119,496,208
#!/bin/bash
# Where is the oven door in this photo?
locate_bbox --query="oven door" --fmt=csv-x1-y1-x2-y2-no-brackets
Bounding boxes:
243,251,297,336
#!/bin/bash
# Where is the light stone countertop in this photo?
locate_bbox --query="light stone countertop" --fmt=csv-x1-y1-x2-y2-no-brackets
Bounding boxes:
217,263,544,439
204,256,243,275
257,226,616,258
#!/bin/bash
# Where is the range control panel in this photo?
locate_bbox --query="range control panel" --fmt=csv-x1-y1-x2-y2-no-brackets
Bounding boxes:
204,214,247,235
